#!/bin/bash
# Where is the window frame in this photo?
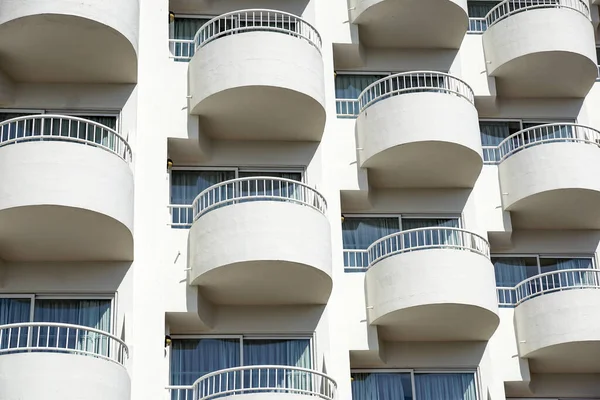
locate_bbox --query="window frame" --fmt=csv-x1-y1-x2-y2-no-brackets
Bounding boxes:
0,293,116,335
490,253,597,281
0,109,121,132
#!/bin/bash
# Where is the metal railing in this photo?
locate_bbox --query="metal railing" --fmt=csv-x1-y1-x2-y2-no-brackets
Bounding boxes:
497,287,517,306
169,39,195,60
0,322,128,366
514,269,600,305
336,99,360,118
192,177,327,221
367,227,490,268
497,123,600,162
468,17,487,33
0,115,132,163
168,366,337,400
169,204,194,228
486,0,590,29
482,146,500,164
194,10,322,52
343,249,370,271
358,71,475,114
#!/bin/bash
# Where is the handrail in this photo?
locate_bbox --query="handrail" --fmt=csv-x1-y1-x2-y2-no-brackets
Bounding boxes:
514,268,600,305
343,249,369,271
169,38,195,60
194,9,322,52
192,177,327,220
485,0,590,29
497,123,600,162
174,365,337,400
367,227,490,267
0,322,129,366
358,71,475,113
0,114,132,163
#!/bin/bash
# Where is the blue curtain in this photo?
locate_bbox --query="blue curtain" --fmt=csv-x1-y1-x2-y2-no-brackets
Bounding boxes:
467,1,499,17
174,18,210,40
0,298,31,324
539,257,594,290
479,121,520,162
342,218,400,250
492,257,538,287
401,218,459,248
415,373,476,400
335,75,386,100
237,172,302,200
351,372,413,400
171,339,241,386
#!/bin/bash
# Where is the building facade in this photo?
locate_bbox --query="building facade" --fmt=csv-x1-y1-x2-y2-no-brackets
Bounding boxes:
0,0,600,399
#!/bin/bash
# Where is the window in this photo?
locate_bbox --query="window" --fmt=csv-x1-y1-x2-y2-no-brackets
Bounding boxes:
0,296,113,354
170,336,312,387
351,371,477,400
479,119,575,163
467,1,499,18
335,74,387,117
492,255,596,305
170,16,211,60
170,168,304,227
0,110,118,130
342,215,461,269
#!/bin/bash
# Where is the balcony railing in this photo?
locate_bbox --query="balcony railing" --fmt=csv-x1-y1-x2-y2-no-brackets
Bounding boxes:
169,204,194,228
167,366,337,400
343,228,490,271
194,10,322,53
191,177,327,221
497,286,517,307
0,322,128,366
0,115,132,163
336,99,360,118
368,227,490,267
486,0,590,29
358,71,475,114
169,39,195,61
497,123,600,162
468,17,487,33
514,269,600,305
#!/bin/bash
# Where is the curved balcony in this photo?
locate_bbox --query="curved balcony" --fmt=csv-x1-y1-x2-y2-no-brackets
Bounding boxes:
356,72,482,188
0,0,138,83
0,115,133,261
0,323,130,400
169,366,336,400
365,227,499,341
498,124,600,229
188,10,326,141
188,177,332,305
482,0,596,97
351,0,468,49
514,269,600,372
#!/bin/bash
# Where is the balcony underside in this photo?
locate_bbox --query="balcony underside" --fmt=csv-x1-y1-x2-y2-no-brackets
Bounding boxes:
0,14,137,83
364,141,482,188
492,52,597,98
527,342,600,373
353,0,468,48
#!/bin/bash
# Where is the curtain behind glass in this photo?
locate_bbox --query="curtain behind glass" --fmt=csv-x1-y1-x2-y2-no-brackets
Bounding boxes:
33,299,111,356
539,257,594,289
237,171,302,201
243,339,311,393
0,298,31,349
335,75,386,100
342,218,400,250
171,339,241,387
401,218,459,248
492,257,538,287
174,17,210,40
479,121,520,162
467,1,500,17
351,372,413,400
415,373,476,400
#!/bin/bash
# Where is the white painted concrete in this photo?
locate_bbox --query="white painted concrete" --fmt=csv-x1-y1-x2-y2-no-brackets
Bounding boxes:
499,142,600,229
357,92,482,188
482,7,597,97
0,0,138,83
188,32,326,141
351,0,468,48
0,352,130,400
0,141,134,261
515,289,600,373
365,249,499,341
188,201,333,305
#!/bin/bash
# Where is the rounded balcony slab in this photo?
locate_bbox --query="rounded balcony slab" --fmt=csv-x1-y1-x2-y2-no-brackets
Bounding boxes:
515,283,600,373
188,12,325,141
352,0,468,48
498,126,600,229
188,193,332,305
357,73,482,188
0,116,133,261
365,230,499,341
482,3,596,97
0,1,138,83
